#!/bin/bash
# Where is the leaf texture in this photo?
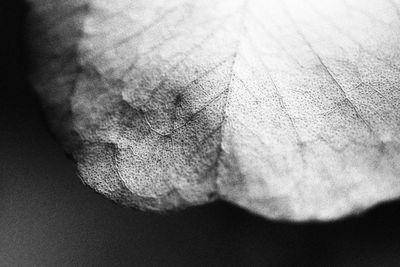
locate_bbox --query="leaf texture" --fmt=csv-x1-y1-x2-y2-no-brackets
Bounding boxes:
28,0,400,220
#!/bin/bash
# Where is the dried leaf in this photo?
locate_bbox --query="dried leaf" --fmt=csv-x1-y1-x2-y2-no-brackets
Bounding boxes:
28,0,400,220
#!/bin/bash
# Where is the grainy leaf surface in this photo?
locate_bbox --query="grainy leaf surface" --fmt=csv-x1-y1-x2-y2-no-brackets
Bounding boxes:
29,0,400,220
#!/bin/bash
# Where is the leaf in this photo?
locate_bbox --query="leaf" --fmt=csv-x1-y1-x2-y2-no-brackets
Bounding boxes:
28,0,400,220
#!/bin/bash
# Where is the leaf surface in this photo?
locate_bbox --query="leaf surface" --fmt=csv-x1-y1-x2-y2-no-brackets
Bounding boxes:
29,0,400,220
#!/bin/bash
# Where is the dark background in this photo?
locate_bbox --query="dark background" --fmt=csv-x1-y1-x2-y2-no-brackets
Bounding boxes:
1,1,400,266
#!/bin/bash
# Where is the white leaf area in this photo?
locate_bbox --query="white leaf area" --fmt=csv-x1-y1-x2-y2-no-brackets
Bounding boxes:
29,0,400,220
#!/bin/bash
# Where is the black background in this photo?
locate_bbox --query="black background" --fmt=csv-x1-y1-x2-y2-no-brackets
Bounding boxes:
1,1,400,266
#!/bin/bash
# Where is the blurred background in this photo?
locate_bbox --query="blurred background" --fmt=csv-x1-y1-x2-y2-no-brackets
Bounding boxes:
1,1,400,266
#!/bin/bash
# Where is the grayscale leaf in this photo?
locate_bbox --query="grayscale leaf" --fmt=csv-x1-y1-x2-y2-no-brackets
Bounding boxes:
28,0,400,221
